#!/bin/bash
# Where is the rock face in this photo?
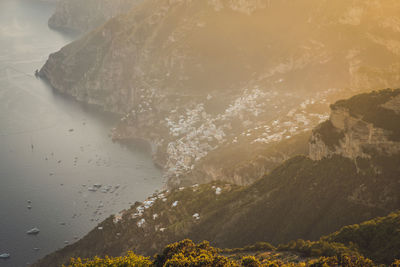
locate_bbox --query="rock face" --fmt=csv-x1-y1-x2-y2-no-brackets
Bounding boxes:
41,0,400,186
310,89,400,161
48,0,142,34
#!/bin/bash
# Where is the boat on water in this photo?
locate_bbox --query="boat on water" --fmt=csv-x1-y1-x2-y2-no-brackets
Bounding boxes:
26,227,40,235
0,253,10,259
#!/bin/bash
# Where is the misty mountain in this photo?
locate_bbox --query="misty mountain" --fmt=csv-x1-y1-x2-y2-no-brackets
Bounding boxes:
39,0,400,187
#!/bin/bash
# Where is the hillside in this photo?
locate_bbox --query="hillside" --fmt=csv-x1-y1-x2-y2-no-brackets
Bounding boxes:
42,212,400,266
33,90,400,266
48,0,142,34
39,0,400,185
323,211,400,264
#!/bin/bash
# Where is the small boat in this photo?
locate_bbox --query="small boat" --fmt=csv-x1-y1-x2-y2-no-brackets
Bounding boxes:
0,253,10,259
88,187,96,192
26,227,40,235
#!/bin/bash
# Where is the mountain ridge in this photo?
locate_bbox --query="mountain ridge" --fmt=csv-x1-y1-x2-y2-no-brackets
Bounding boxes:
39,0,400,186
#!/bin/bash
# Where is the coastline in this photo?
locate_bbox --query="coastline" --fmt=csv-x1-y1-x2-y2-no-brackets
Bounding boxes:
39,72,167,175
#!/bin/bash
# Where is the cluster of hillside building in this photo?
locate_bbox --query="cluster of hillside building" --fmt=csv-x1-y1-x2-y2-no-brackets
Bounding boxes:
162,88,334,179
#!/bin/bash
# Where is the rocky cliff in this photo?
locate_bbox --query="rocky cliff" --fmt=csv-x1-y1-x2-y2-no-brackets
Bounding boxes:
40,0,400,187
310,89,400,161
48,0,141,34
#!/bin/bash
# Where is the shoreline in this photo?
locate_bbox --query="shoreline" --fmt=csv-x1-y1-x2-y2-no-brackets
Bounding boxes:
39,72,169,180
111,134,166,171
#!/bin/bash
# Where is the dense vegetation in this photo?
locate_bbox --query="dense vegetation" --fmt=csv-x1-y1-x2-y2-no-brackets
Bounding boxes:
323,211,400,264
65,238,400,266
331,89,400,141
66,252,151,267
154,240,233,267
64,240,237,267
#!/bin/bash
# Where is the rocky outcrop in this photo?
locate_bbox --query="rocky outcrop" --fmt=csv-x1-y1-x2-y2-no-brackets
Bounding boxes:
310,89,400,161
48,0,142,34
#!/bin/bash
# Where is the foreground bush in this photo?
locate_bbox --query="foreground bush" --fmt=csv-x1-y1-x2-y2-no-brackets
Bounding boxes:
154,239,236,267
65,251,151,267
65,239,400,267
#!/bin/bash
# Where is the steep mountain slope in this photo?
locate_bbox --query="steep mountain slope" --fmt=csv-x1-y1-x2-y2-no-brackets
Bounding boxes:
323,211,400,264
48,0,142,34
33,90,400,266
41,212,400,266
40,0,400,185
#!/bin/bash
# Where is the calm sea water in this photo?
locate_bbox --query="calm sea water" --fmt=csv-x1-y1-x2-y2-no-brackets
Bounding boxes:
0,1,163,266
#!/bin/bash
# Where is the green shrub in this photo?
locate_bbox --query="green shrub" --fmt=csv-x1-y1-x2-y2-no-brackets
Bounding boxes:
241,256,261,267
154,239,236,267
65,251,152,267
